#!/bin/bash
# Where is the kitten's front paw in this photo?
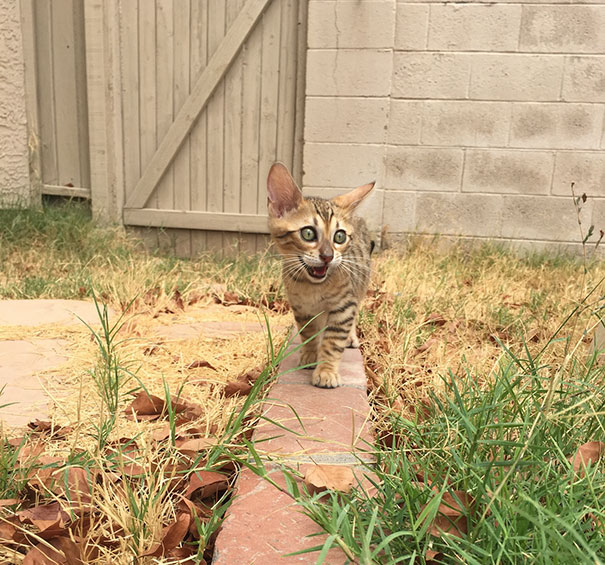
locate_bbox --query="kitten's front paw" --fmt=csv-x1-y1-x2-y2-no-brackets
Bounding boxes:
300,348,317,368
312,366,342,388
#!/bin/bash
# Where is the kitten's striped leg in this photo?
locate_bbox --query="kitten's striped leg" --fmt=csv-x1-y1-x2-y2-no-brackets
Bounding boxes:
346,314,360,348
293,311,321,368
312,310,356,388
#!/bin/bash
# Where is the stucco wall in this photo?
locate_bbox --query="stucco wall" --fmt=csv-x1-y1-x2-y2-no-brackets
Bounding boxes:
0,0,31,206
302,0,605,252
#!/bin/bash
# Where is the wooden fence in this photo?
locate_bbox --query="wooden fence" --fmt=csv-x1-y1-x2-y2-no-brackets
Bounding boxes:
23,0,306,254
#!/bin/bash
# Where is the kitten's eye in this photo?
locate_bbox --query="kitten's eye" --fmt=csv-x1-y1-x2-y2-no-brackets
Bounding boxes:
334,229,347,244
300,227,317,241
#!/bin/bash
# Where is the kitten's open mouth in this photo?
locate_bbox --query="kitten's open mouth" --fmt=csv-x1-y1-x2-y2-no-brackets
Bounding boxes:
299,258,328,280
308,265,328,279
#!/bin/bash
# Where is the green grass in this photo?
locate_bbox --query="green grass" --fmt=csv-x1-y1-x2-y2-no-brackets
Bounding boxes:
280,332,605,564
1,199,604,562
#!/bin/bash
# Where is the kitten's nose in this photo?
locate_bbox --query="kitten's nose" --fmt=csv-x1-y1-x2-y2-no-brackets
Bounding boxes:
320,253,333,264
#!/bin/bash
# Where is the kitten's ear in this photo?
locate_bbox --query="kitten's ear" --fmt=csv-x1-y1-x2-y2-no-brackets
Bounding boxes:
267,163,303,218
331,181,375,212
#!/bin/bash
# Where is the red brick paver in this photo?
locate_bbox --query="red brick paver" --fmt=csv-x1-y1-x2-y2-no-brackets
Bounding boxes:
213,344,373,564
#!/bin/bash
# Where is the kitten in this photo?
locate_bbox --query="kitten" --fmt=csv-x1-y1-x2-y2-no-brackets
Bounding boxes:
267,163,374,388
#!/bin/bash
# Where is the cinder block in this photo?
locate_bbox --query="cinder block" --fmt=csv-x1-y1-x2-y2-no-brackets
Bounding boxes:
562,56,605,103
388,99,423,144
382,190,416,233
305,97,389,144
303,142,384,188
520,6,605,54
463,149,555,195
421,101,511,147
395,3,429,50
308,0,396,49
552,152,605,197
428,4,522,51
510,103,604,149
415,193,503,238
392,52,471,99
384,146,463,191
306,50,393,97
501,195,593,242
304,187,385,232
470,54,564,102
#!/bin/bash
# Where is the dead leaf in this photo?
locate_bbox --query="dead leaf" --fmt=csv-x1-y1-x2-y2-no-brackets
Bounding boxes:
185,471,228,499
143,511,191,557
151,424,172,442
304,465,355,495
0,516,23,544
51,466,92,505
0,498,20,507
428,490,472,538
125,392,203,422
569,441,605,477
426,548,444,563
175,438,216,454
424,313,447,326
223,381,253,397
23,544,65,565
23,536,84,565
173,289,185,310
18,501,71,539
187,360,217,371
124,391,165,421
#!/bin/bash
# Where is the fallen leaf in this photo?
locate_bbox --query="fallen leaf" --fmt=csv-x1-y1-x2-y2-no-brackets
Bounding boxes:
428,490,472,538
125,391,165,420
304,465,355,495
173,289,185,310
223,381,252,397
0,498,20,507
23,536,83,565
143,511,191,557
0,516,23,544
185,471,228,499
426,548,444,563
569,441,605,477
18,501,71,539
424,313,447,326
151,424,172,442
51,466,92,505
23,544,65,565
125,392,203,422
187,360,217,371
175,438,216,454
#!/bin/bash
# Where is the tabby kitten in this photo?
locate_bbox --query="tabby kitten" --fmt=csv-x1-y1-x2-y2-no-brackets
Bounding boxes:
267,163,374,388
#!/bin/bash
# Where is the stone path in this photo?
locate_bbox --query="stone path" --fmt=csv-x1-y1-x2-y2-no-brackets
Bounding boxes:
0,300,103,427
213,344,373,564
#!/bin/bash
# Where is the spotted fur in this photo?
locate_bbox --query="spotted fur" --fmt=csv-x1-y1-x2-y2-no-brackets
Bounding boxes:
267,163,374,388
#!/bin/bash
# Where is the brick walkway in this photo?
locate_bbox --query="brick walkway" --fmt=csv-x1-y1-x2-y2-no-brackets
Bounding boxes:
213,343,373,564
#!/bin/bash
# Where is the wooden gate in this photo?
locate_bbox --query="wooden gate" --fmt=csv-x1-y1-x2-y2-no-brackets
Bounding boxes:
85,0,305,254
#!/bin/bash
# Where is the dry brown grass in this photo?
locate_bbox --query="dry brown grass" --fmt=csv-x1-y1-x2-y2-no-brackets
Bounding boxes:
1,203,603,562
361,243,605,435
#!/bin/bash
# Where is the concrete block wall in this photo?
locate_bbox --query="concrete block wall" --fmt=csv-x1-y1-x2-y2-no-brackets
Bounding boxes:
302,0,605,251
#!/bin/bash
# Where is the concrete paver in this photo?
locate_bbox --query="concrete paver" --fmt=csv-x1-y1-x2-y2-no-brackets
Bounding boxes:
0,339,68,427
0,299,103,327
